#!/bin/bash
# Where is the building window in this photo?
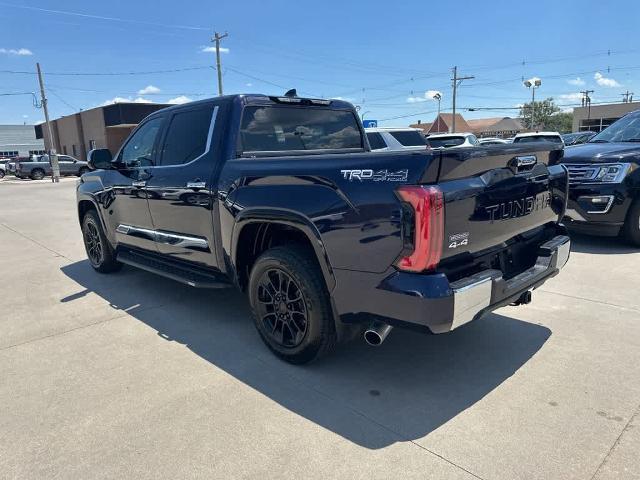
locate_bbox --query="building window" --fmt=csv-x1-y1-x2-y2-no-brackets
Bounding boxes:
72,144,78,157
28,150,46,156
89,140,96,150
63,145,67,155
0,150,19,157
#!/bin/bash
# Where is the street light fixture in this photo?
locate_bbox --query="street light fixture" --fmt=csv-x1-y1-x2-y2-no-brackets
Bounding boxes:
524,77,542,130
431,92,442,131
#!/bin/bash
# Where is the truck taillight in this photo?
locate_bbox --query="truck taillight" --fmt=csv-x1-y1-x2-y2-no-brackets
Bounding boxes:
395,185,444,272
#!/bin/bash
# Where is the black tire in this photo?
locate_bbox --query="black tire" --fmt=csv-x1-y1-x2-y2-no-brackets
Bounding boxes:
82,210,122,273
30,168,45,180
78,167,89,176
0,170,4,179
248,246,337,364
623,199,640,247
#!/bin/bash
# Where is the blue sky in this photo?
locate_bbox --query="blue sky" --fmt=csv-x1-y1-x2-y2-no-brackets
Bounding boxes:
1,0,640,126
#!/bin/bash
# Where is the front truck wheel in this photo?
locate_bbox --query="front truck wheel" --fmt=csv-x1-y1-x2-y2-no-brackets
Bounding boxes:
248,246,337,364
82,210,122,273
623,199,640,247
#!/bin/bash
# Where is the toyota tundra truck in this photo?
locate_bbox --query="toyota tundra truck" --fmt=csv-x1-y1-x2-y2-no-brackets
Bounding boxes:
76,92,570,364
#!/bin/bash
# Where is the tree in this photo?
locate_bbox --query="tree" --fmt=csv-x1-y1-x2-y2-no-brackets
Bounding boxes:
545,112,573,133
519,97,560,130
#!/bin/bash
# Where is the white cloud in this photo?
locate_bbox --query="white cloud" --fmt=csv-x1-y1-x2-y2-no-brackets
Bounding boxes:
567,77,585,86
138,85,161,95
245,83,253,87
407,90,442,103
22,114,29,118
0,47,33,56
200,46,229,54
559,92,584,102
168,95,192,104
101,96,153,106
594,72,620,88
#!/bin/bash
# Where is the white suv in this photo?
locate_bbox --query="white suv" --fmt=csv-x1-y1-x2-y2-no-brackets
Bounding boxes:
426,132,479,149
365,127,429,151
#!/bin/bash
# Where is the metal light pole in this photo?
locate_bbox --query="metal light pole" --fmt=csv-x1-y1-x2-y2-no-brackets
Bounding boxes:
361,110,371,121
524,77,542,130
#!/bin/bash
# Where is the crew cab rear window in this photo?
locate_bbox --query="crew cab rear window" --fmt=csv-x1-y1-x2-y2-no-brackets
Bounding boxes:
239,106,362,154
161,107,213,166
366,132,387,150
389,130,427,146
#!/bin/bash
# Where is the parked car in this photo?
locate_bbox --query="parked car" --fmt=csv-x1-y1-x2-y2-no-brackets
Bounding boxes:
513,131,564,145
15,154,90,180
562,131,597,146
4,158,18,176
365,127,429,151
0,160,7,179
561,110,640,245
426,132,479,149
478,137,510,145
77,93,570,364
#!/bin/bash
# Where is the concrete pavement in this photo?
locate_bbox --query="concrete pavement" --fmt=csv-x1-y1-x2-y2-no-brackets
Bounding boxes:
1,179,639,479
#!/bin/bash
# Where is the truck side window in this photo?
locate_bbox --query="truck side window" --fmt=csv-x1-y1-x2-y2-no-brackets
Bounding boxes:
160,107,214,166
120,117,163,168
239,106,362,154
366,132,387,150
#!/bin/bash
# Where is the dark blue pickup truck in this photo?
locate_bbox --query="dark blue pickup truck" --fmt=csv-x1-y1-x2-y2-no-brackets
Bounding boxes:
77,93,570,363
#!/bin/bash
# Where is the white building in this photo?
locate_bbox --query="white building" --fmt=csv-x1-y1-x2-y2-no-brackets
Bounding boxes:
0,124,45,158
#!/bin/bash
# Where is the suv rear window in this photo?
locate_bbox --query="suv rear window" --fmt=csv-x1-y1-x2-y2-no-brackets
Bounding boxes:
239,106,362,154
514,135,562,144
427,136,465,148
366,132,387,150
389,130,427,146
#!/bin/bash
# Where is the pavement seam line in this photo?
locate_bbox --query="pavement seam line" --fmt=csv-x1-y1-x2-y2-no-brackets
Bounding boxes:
589,401,640,480
538,288,640,313
0,222,72,261
0,302,167,352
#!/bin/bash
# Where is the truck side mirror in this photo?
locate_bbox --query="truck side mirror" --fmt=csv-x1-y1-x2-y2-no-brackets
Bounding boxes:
87,149,113,170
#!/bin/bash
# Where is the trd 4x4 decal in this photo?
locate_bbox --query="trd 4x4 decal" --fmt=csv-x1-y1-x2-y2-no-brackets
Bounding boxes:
340,169,408,182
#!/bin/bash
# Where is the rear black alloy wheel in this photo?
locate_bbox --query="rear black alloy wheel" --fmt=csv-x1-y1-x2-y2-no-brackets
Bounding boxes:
248,246,337,364
255,268,309,348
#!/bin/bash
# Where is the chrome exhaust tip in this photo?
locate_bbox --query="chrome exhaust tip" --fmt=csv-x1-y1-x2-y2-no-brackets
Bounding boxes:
364,321,393,346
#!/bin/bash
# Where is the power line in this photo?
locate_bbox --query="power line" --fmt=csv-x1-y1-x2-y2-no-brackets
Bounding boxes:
0,66,212,76
0,2,208,31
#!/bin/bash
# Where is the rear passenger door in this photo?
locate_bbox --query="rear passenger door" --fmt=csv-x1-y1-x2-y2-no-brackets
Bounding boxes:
145,103,220,268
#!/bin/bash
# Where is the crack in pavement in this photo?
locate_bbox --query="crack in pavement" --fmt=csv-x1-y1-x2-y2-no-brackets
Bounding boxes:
538,288,640,314
590,401,640,480
1,222,72,261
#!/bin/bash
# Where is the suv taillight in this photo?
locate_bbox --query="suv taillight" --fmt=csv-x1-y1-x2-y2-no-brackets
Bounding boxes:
395,185,444,272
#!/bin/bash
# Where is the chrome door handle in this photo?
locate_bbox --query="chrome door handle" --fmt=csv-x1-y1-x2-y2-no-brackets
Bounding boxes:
132,180,146,188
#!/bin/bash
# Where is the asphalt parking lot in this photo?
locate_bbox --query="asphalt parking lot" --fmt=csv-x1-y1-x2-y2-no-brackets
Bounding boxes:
1,179,639,480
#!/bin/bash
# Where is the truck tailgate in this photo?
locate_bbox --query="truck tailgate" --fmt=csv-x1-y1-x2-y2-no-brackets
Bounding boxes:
433,144,568,260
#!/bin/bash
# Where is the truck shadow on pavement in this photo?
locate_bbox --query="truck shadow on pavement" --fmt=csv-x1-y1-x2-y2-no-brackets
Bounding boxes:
61,260,551,450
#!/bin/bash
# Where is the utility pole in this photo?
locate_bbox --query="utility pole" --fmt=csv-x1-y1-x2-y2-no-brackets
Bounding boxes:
581,90,594,119
212,32,228,96
621,90,634,103
36,62,59,182
451,66,474,133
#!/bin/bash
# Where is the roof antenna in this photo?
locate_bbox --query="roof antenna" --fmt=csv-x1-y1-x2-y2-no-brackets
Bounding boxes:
284,89,297,98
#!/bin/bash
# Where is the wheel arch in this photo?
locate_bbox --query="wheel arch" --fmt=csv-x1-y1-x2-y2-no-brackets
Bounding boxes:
231,208,335,294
